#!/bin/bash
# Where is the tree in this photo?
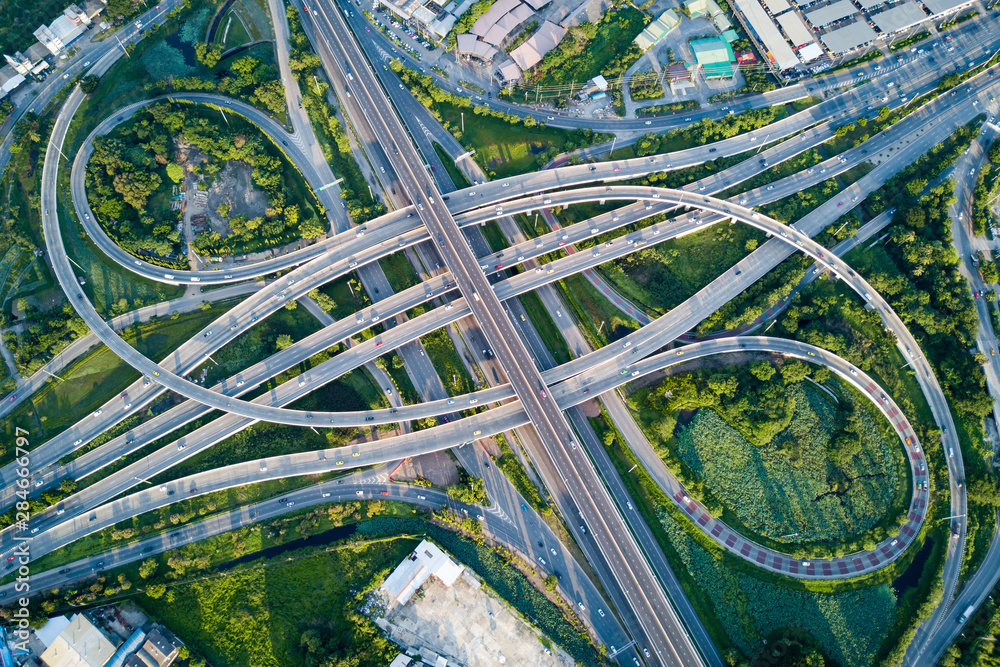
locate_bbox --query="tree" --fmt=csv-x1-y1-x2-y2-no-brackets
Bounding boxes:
166,163,184,183
392,354,405,369
780,361,810,385
80,75,100,94
194,42,224,68
544,574,557,591
145,583,167,598
138,558,158,579
276,334,293,350
749,361,775,381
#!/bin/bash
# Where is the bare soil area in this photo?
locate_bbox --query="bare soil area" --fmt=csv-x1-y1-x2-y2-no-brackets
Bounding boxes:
206,160,268,235
391,451,461,487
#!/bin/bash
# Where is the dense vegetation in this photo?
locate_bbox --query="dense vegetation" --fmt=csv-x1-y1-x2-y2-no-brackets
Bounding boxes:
631,105,783,154
633,362,903,551
655,503,897,666
86,101,323,260
972,138,1000,236
147,44,286,118
628,72,665,101
521,4,647,87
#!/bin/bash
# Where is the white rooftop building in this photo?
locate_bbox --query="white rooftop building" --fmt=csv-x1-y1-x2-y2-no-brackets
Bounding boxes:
40,614,119,667
381,540,464,606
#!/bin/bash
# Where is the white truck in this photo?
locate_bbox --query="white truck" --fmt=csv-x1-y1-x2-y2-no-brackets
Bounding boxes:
959,605,976,623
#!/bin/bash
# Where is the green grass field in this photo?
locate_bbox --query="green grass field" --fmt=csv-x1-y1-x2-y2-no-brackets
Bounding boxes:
379,252,420,292
433,142,471,189
141,539,409,666
421,327,475,396
555,273,640,349
8,306,230,443
598,222,765,316
439,107,583,179
518,290,572,365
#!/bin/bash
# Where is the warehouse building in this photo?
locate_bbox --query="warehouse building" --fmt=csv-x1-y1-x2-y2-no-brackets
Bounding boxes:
382,540,464,606
733,0,800,70
869,1,927,34
634,9,680,51
690,36,738,78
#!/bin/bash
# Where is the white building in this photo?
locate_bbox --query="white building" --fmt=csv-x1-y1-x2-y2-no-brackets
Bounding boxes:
381,540,464,605
40,613,119,667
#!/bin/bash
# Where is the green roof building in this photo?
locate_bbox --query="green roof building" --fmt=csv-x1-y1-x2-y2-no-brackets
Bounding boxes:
689,36,736,78
634,9,681,52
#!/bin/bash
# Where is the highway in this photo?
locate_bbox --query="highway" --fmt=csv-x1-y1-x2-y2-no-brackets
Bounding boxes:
5,335,922,577
19,3,1000,661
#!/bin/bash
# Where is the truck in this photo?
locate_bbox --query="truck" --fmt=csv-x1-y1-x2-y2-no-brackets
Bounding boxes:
959,605,975,623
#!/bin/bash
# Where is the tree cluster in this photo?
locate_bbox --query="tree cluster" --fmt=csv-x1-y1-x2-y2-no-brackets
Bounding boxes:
153,53,286,118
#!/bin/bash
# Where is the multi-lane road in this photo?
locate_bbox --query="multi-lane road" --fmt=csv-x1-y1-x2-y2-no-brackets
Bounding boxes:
14,0,1000,663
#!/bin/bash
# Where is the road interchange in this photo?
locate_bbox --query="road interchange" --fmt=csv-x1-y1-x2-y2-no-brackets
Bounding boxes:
22,6,1000,662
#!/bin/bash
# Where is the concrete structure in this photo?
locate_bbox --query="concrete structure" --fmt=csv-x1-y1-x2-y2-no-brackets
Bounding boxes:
761,0,791,13
804,0,858,26
921,0,973,16
634,9,680,51
40,614,119,667
870,1,927,34
382,540,464,605
797,41,824,61
818,20,877,52
509,20,566,72
734,0,800,70
127,628,179,667
689,36,737,78
457,33,498,60
34,617,72,650
776,11,815,47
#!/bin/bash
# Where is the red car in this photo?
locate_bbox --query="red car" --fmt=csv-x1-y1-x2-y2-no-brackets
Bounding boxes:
376,341,384,347
380,491,389,496
613,166,621,172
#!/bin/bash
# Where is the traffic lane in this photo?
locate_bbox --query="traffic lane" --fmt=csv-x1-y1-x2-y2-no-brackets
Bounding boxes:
8,278,446,510
319,8,698,664
18,404,531,563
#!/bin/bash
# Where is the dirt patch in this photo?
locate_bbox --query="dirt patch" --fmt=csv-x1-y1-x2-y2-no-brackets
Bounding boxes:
578,398,602,418
391,451,460,487
379,573,574,666
173,138,209,172
205,160,268,235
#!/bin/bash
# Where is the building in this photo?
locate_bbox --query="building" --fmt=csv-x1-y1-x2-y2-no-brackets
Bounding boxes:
634,10,680,52
869,1,927,34
40,614,120,667
122,628,180,667
733,0,799,70
818,19,877,53
5,43,52,76
685,0,732,31
457,0,550,63
381,540,464,606
921,0,975,16
507,20,566,74
689,36,738,78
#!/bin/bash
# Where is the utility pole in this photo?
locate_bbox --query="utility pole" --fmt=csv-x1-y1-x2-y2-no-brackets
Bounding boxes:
115,34,130,57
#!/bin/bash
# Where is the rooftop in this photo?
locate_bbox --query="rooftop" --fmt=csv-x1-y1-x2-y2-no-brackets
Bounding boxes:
382,540,465,606
40,614,119,667
818,19,877,52
804,0,858,26
869,1,927,33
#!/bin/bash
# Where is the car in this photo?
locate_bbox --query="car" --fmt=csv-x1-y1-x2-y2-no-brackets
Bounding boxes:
578,602,585,611
644,120,651,125
538,556,546,565
352,451,361,457
204,330,212,337
375,341,383,347
473,430,482,436
550,548,557,556
890,538,898,546
540,389,547,398
613,166,621,172
837,201,843,207
766,185,774,191
447,399,455,405
74,439,82,446
380,491,389,496
356,490,364,496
